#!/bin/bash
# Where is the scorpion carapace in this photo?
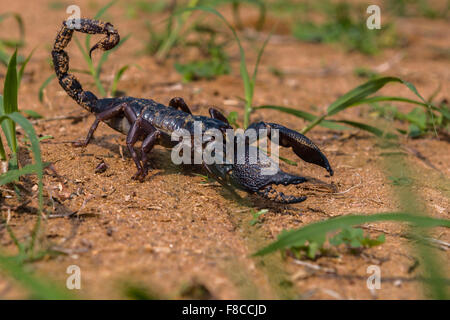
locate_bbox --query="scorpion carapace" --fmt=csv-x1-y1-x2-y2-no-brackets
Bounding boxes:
52,18,333,204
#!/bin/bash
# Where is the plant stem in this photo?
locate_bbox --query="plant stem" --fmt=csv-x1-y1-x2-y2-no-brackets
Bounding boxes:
244,102,252,129
156,0,199,61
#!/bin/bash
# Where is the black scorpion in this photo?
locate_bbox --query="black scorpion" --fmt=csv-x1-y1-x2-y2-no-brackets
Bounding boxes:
52,18,334,204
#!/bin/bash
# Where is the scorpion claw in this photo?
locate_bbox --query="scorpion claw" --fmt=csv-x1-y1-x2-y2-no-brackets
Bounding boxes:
209,121,334,204
247,122,334,176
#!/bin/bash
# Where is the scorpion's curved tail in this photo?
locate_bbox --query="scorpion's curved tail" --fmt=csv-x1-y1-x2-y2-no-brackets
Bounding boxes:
52,18,120,111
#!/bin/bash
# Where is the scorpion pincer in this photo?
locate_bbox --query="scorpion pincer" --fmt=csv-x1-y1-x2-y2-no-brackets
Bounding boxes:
52,18,334,204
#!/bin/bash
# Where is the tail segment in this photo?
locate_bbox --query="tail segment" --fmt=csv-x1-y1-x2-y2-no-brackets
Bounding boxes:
52,18,120,111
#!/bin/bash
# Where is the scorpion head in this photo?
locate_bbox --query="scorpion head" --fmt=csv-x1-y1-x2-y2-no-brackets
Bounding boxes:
205,122,333,204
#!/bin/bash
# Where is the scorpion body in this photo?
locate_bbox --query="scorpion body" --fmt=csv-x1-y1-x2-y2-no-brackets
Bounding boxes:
52,19,333,204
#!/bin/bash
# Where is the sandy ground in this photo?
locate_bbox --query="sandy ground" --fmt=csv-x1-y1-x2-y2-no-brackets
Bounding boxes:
0,0,449,299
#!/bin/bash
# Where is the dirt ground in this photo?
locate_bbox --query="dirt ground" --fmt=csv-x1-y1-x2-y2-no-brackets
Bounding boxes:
0,0,449,299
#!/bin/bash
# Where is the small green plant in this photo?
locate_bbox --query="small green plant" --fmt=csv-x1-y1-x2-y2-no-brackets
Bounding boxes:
292,2,398,55
125,0,168,19
0,49,36,169
284,231,326,260
175,44,230,82
255,213,449,257
255,76,450,139
0,254,73,299
370,99,449,138
249,209,268,226
388,175,413,186
184,6,271,128
0,48,70,299
194,173,216,184
386,0,450,19
0,50,49,264
329,227,385,251
255,212,449,298
226,111,240,128
354,67,379,79
143,0,200,60
222,0,267,31
280,226,385,260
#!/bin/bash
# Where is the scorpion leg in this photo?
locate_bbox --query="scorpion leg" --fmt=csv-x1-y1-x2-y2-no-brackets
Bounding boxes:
126,112,160,181
73,102,136,147
138,130,161,181
168,97,192,114
209,108,230,125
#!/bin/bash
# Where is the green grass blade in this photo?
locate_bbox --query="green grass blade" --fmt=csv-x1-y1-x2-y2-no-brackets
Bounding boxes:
0,163,42,185
349,96,450,120
0,136,6,161
327,77,403,116
255,105,349,130
0,13,25,48
156,0,199,60
2,49,19,154
254,212,450,256
301,77,435,134
74,37,106,97
0,112,45,211
178,5,256,128
0,96,7,161
17,47,36,87
96,33,131,77
94,0,117,19
0,44,10,66
22,109,43,119
38,74,56,103
331,119,397,139
110,64,130,96
252,26,273,83
0,254,73,299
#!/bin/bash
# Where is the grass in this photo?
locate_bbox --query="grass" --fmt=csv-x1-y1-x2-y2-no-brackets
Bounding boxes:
386,0,450,19
175,38,231,82
143,0,266,60
249,208,268,226
142,0,200,59
254,212,449,296
0,255,73,299
0,49,71,299
253,128,450,298
0,50,44,254
283,226,386,260
180,4,446,138
182,6,271,128
0,12,25,66
292,2,398,55
124,0,168,19
369,94,449,138
254,76,450,140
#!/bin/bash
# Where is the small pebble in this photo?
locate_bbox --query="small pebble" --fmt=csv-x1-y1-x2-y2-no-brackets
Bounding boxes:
95,160,108,174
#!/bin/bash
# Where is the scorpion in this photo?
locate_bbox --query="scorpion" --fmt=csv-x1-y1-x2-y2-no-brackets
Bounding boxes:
52,18,334,204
